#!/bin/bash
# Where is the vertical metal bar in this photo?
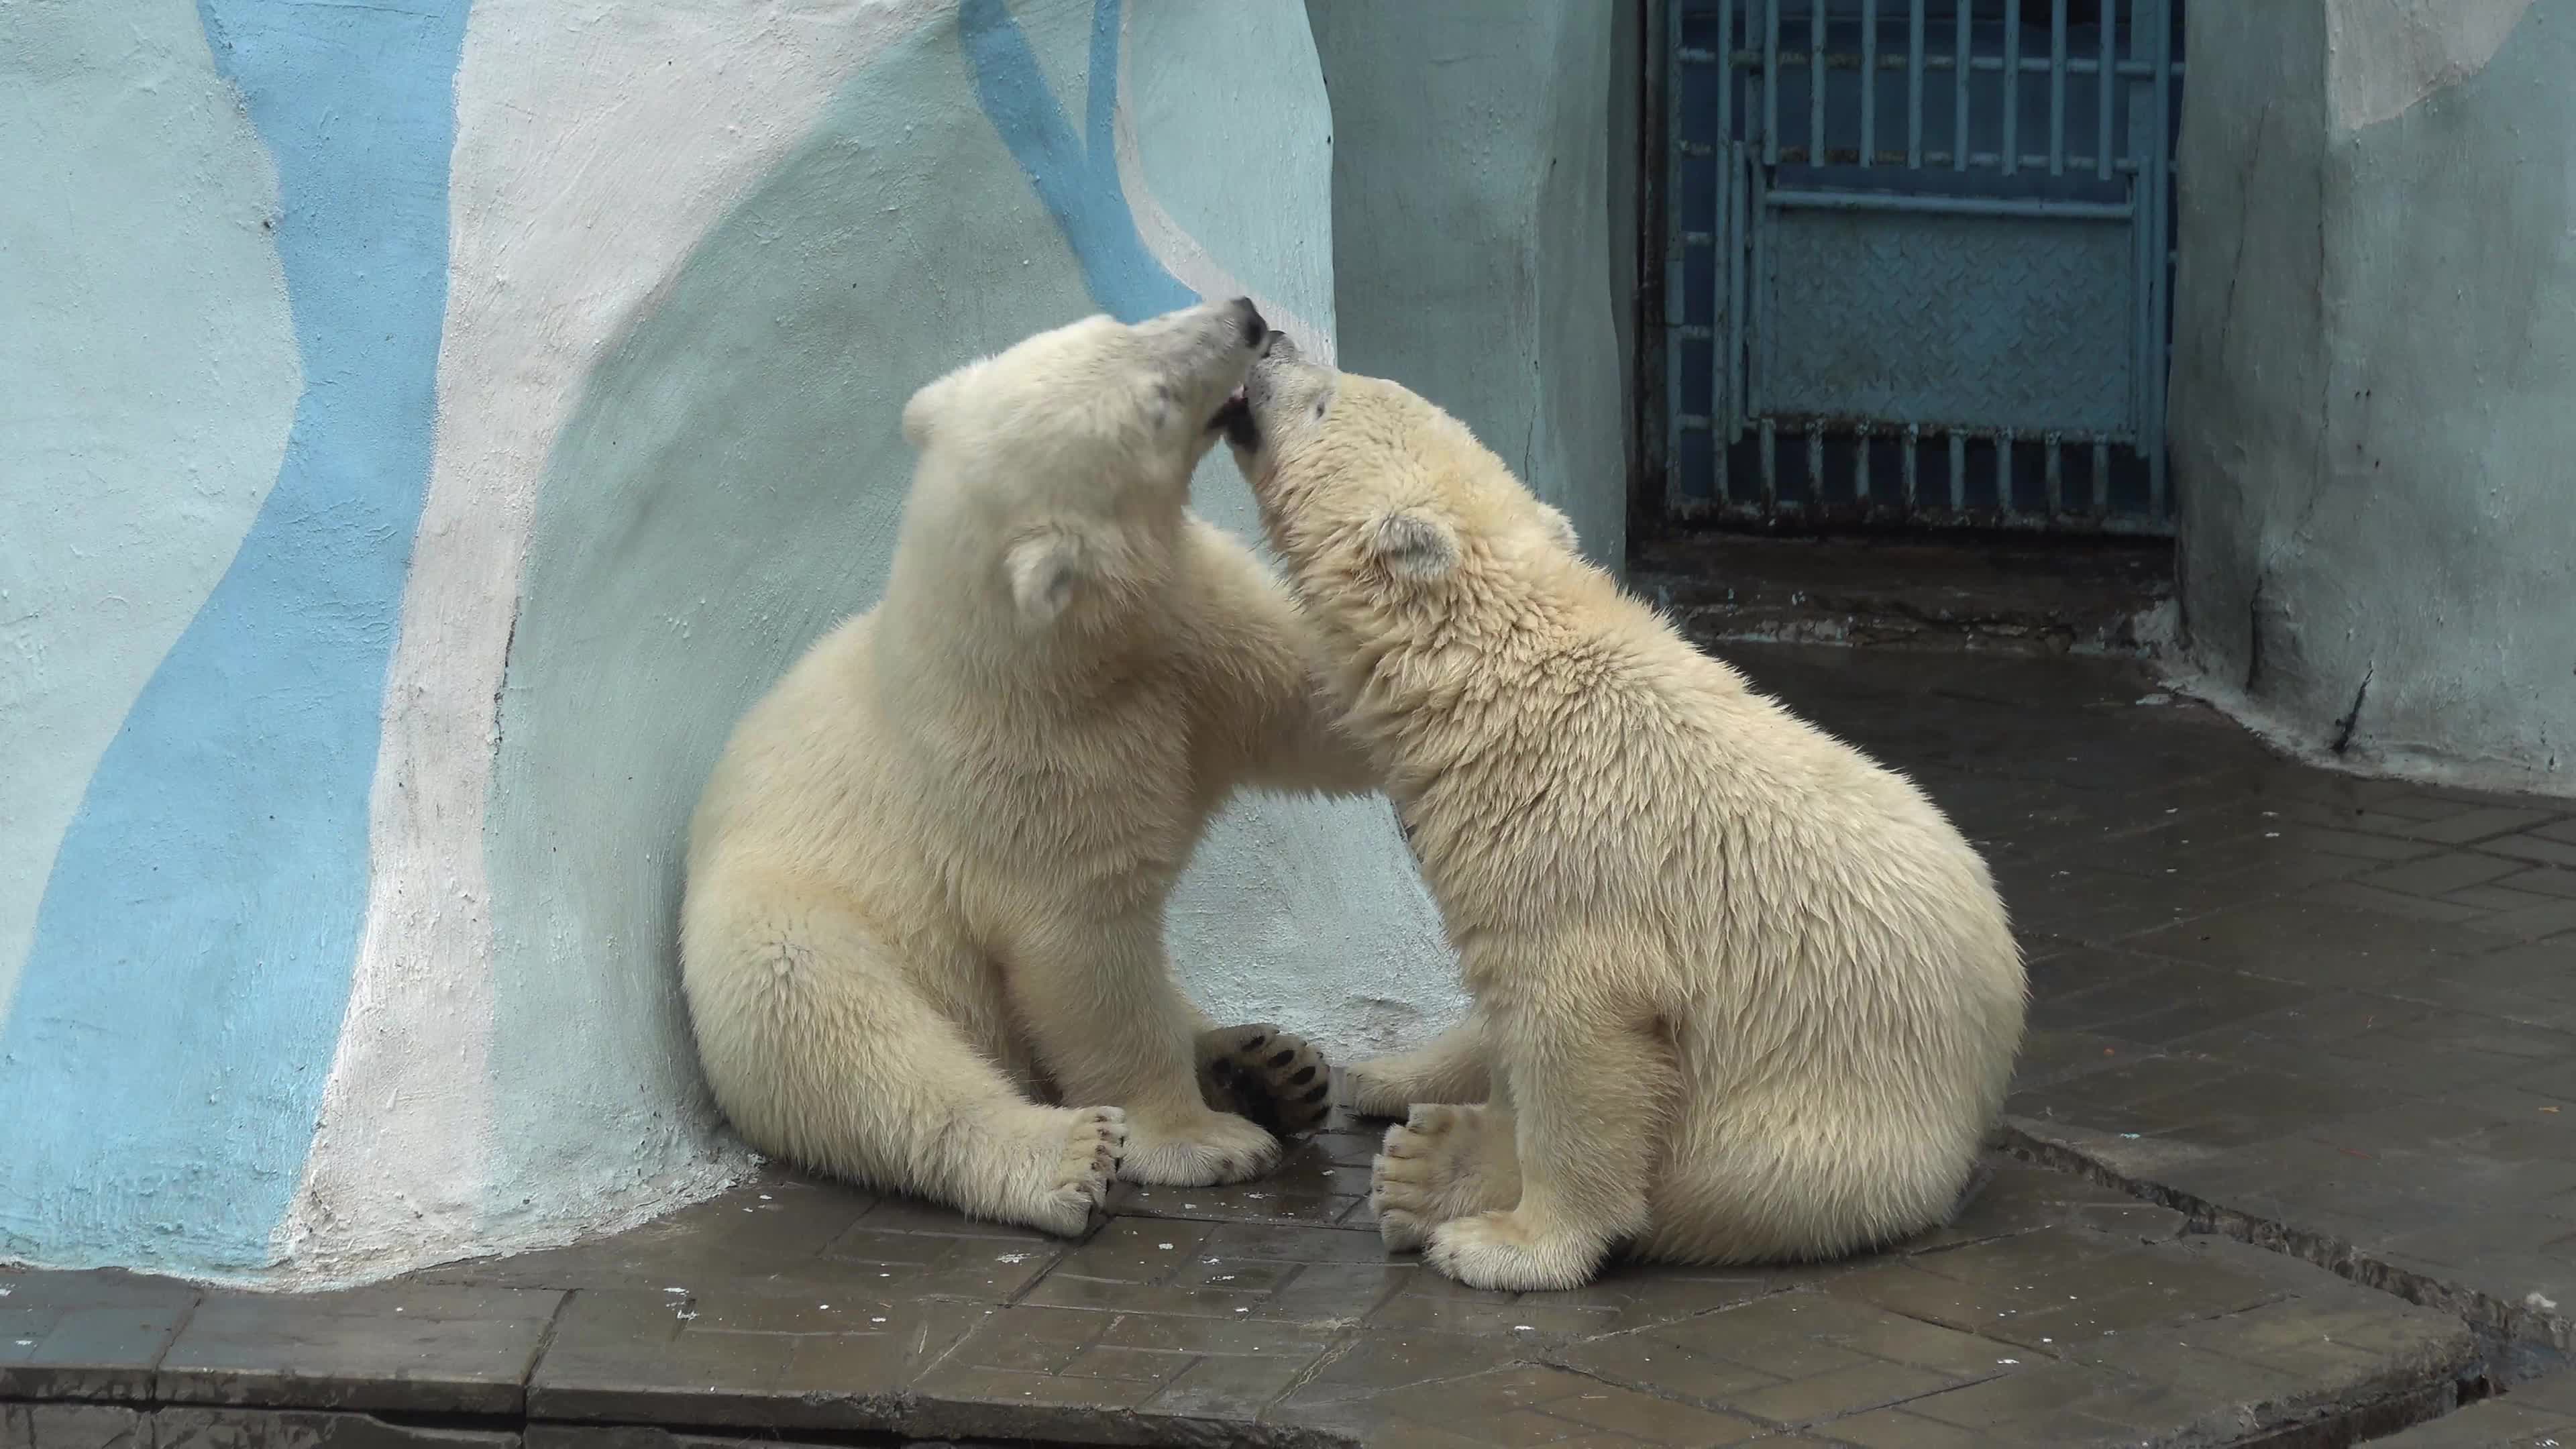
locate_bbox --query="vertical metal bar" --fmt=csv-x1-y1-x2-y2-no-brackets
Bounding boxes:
2092,439,2111,517
2097,0,2117,180
1807,426,1825,510
1809,0,1825,162
1947,431,1965,509
1727,144,1748,447
1747,154,1766,443
2002,0,2021,175
1952,1,1970,170
1710,0,1734,504
2048,0,2068,174
1860,0,1878,167
1906,0,1925,167
2127,50,2151,447
1996,428,2016,518
1854,427,1872,508
1760,419,1779,513
1664,0,1688,508
1764,0,1781,165
2148,0,2173,521
2044,433,2064,515
1902,425,1919,509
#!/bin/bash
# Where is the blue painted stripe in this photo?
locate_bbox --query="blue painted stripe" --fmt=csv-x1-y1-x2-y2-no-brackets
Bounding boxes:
0,0,469,1271
959,0,1194,321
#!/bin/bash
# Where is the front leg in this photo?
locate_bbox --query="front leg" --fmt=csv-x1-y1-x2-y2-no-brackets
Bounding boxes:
1005,913,1280,1187
1177,517,1383,800
1341,1019,1491,1118
1424,1011,1676,1292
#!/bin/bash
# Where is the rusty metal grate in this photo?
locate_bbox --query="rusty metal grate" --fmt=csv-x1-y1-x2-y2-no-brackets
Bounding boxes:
1662,0,2185,533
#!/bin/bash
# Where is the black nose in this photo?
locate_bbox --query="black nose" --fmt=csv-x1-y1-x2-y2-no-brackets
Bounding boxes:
1231,296,1267,347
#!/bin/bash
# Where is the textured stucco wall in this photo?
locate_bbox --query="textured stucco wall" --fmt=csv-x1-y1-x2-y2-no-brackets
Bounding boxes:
1306,0,1630,574
2171,0,2576,793
0,0,1451,1287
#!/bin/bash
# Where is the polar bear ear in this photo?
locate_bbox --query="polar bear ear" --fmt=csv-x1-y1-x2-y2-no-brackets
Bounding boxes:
902,366,974,450
1004,531,1085,623
1534,503,1579,554
1366,509,1462,583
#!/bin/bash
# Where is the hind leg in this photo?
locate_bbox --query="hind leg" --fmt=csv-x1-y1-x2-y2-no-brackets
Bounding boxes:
1000,911,1281,1187
1370,1102,1521,1252
682,881,1127,1236
1340,1020,1491,1118
1424,1010,1676,1292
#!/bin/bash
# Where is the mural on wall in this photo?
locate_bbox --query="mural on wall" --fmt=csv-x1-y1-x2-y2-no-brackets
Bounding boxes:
0,0,1452,1287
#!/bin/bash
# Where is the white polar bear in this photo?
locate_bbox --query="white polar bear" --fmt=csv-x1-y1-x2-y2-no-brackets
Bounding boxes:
1222,339,2029,1291
682,300,1375,1236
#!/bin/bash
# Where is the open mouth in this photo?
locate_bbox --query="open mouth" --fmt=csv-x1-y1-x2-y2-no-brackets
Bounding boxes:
1208,384,1250,435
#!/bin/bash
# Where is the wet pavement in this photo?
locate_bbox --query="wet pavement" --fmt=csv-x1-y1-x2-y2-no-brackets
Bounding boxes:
11,641,2576,1448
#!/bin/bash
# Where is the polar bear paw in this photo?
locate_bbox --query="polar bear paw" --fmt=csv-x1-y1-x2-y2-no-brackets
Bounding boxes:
1425,1210,1603,1293
1340,1057,1422,1119
1022,1105,1128,1237
1196,1022,1332,1138
1371,1104,1499,1252
1120,1107,1281,1187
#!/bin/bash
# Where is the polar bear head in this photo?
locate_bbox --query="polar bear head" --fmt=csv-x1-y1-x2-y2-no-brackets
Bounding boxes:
1218,336,1582,627
895,297,1268,628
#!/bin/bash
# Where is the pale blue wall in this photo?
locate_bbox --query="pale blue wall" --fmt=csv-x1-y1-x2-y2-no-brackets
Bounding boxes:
1307,0,1632,574
2170,0,2576,793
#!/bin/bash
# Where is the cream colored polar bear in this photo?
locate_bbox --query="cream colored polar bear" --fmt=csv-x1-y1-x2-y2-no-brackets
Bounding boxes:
682,301,1374,1236
1222,339,2029,1291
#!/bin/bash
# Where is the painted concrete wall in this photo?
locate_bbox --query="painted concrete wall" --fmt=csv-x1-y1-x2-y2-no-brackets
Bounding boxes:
2169,0,2576,793
0,0,1453,1287
1306,0,1631,574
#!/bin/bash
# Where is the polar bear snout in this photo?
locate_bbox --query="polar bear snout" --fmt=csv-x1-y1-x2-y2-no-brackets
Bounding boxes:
1228,295,1268,348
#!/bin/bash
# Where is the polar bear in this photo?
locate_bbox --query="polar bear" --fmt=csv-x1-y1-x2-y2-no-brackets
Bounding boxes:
682,300,1377,1236
1220,339,2029,1291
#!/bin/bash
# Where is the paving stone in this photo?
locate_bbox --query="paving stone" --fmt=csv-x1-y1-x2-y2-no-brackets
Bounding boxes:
2123,898,2489,988
0,1270,198,1401
2500,867,2576,900
153,1408,519,1449
2361,1394,2576,1446
2359,852,2531,898
159,1283,561,1414
0,1405,147,1449
1277,1363,1764,1448
526,1286,985,1432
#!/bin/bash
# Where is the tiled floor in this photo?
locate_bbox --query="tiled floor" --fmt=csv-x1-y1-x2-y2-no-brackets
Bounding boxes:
11,641,2576,1449
1730,648,2576,1353
0,1152,2482,1448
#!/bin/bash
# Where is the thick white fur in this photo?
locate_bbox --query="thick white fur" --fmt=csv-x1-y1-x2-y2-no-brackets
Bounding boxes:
1224,342,2028,1291
682,303,1371,1236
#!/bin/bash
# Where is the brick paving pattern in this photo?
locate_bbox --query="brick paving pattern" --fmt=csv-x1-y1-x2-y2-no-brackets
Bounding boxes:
9,642,2576,1447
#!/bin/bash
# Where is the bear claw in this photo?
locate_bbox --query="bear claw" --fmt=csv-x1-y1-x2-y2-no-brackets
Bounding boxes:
1030,1105,1128,1236
1195,1022,1334,1138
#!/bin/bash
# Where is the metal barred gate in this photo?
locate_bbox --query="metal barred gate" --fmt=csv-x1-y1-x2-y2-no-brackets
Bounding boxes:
1659,0,2185,532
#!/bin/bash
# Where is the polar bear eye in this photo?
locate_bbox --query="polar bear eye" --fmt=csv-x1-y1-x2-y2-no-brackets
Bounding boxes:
1311,398,1328,420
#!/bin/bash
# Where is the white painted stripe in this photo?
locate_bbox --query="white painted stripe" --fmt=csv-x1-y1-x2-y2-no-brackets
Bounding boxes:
1110,3,1336,367
279,0,950,1286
